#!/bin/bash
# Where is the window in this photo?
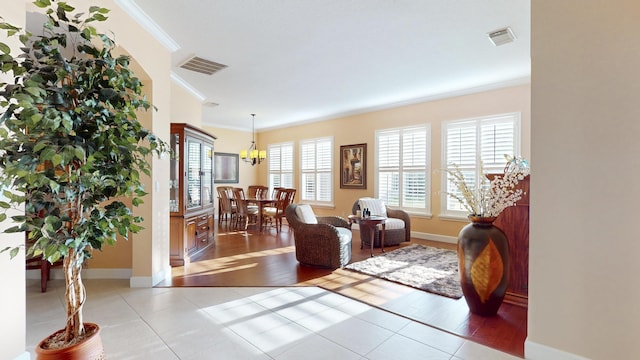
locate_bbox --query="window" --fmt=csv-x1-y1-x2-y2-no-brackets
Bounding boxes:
376,126,430,215
442,113,521,217
268,142,294,193
300,137,333,204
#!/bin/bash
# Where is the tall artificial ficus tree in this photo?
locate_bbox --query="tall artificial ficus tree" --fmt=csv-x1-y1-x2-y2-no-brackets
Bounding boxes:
0,0,166,347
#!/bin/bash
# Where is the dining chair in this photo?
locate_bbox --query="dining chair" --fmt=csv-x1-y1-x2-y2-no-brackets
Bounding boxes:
233,187,258,230
217,186,236,224
248,185,269,199
262,188,296,232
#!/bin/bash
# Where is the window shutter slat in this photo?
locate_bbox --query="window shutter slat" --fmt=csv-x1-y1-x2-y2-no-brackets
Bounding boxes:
443,113,520,214
300,137,333,203
268,142,294,191
376,126,430,213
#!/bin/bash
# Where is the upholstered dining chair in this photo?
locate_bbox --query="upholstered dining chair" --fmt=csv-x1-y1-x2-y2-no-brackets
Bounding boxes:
233,187,258,230
351,197,411,247
285,203,352,268
262,188,296,232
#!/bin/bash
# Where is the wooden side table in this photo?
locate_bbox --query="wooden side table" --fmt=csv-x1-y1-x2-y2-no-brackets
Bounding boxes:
348,215,387,257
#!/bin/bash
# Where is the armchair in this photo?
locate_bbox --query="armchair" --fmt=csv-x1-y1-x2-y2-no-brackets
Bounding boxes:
285,203,352,268
351,198,411,247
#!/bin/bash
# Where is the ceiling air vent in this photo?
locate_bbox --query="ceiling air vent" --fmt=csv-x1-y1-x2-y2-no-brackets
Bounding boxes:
488,27,516,46
179,56,227,75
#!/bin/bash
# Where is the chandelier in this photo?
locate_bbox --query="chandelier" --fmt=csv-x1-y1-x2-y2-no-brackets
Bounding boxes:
240,113,266,165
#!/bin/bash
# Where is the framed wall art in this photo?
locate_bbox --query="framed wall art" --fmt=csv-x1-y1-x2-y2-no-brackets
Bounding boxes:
214,152,239,184
340,143,367,189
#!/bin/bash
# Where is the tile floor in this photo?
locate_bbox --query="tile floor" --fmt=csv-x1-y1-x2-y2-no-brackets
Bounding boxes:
26,279,520,359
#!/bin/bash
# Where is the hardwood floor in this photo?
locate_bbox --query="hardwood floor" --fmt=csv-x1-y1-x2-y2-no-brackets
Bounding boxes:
157,220,527,358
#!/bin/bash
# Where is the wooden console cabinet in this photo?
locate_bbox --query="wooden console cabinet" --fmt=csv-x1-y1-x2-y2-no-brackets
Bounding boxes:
169,123,217,267
492,175,530,307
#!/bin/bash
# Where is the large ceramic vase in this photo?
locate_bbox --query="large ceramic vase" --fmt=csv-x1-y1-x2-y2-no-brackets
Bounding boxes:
35,323,105,360
457,216,509,316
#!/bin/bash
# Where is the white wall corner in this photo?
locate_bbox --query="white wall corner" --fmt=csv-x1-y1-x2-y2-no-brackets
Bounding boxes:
525,339,591,360
130,266,172,288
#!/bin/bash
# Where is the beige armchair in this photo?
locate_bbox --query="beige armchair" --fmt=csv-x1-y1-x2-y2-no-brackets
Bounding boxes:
285,203,352,268
351,198,411,247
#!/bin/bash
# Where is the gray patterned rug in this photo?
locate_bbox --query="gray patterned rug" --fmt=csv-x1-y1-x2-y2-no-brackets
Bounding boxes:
345,244,462,299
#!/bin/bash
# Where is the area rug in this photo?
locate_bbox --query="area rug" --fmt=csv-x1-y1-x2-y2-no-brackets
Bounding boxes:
344,244,463,299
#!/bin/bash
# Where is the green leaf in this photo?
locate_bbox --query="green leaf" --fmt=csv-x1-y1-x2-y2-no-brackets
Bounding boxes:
0,201,10,209
33,0,51,8
0,42,10,54
10,247,20,259
92,13,108,22
25,87,42,97
0,214,6,222
74,146,85,160
58,2,75,12
33,141,47,152
52,154,63,166
31,113,43,124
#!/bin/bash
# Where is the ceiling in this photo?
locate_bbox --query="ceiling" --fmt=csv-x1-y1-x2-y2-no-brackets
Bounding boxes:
123,0,530,132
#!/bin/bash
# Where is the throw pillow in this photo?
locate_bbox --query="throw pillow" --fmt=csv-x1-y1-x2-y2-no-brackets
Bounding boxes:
358,197,387,217
295,204,318,224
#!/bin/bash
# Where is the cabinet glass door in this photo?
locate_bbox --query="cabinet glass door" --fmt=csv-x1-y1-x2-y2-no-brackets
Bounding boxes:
187,138,202,209
203,144,213,206
169,133,180,212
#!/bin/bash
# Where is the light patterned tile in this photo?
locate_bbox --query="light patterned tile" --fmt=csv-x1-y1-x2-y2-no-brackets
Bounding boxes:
398,321,465,355
454,340,521,360
318,316,394,355
366,334,451,360
274,333,363,360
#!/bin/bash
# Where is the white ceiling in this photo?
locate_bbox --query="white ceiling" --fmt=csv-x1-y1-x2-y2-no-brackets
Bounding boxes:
124,0,530,131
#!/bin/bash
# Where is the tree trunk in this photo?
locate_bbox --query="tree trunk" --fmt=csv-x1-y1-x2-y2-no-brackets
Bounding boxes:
63,248,85,342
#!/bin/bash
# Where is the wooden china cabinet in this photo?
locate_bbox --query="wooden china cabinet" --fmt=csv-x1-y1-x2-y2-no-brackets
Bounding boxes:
169,123,217,267
491,174,530,307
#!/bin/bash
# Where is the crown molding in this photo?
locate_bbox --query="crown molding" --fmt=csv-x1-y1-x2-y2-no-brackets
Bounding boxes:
113,0,180,52
170,72,206,102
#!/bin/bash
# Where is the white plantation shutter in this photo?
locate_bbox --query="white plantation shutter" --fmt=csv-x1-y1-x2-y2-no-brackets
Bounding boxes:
300,137,333,204
443,113,520,216
268,142,294,191
378,130,400,206
376,126,430,214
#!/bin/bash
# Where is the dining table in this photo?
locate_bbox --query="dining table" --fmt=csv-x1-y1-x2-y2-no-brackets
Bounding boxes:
245,196,276,232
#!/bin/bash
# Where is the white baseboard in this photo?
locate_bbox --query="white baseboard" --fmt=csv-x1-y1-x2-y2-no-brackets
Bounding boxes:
411,231,458,244
525,339,591,360
26,268,132,280
26,267,171,289
350,226,458,245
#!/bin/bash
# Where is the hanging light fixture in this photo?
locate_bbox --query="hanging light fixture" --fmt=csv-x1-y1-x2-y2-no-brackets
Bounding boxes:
240,113,266,165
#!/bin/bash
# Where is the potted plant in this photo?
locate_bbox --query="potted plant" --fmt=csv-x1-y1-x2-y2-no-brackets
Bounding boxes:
0,0,166,357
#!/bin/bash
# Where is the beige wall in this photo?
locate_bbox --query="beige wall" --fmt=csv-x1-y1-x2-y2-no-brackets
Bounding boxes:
88,0,172,284
255,84,531,238
171,81,203,128
202,125,261,216
528,1,640,359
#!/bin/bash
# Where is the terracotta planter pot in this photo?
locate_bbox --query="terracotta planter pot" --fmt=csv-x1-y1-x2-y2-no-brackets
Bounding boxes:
35,323,104,360
457,216,510,316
